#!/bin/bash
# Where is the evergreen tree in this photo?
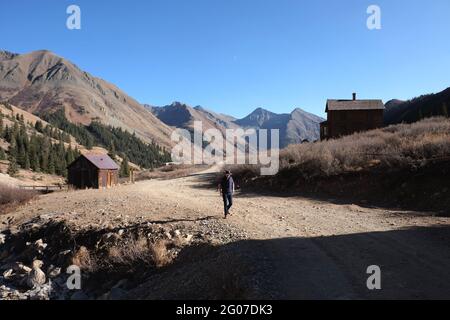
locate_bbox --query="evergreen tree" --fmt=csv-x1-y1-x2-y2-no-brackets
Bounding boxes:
7,155,18,177
120,156,130,178
24,152,30,170
34,120,44,133
0,148,6,160
0,113,4,137
108,141,117,160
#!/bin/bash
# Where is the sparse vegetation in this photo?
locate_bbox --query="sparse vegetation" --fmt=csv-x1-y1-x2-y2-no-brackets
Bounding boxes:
0,183,37,212
136,164,209,181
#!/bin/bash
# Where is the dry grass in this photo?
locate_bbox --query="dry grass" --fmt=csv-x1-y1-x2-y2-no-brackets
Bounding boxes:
0,183,37,213
107,237,172,269
71,246,96,271
223,117,450,182
280,117,450,180
136,164,209,181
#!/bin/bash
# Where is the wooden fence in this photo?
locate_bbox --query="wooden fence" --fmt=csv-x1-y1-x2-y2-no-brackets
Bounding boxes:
19,185,68,192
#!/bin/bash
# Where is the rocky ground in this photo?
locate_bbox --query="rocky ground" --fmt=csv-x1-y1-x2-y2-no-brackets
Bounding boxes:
1,166,450,300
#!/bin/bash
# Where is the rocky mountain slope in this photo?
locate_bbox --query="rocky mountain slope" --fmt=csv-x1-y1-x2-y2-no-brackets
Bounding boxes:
235,107,324,147
147,102,240,135
150,104,324,148
384,87,450,125
0,50,173,148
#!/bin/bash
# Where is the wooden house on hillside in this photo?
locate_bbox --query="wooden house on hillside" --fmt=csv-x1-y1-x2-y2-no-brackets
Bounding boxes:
320,93,385,140
68,154,119,189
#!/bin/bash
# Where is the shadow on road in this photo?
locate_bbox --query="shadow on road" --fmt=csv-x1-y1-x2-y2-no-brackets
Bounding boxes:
129,224,450,299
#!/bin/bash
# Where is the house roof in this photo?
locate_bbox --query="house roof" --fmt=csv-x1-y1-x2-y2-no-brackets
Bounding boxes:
71,154,120,170
326,99,385,112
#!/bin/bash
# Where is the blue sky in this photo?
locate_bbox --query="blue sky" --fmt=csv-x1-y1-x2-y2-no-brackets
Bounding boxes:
1,0,449,118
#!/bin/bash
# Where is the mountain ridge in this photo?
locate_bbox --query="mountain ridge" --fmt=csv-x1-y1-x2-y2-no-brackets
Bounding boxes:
0,50,174,148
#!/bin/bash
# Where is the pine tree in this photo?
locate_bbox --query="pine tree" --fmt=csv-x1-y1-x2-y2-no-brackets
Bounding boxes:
7,155,18,177
108,141,117,160
0,113,4,137
34,120,44,132
120,156,130,178
48,153,55,174
0,148,6,160
24,153,30,170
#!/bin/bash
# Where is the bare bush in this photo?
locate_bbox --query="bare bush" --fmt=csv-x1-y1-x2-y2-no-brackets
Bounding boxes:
149,240,172,268
71,246,95,271
107,237,172,269
0,183,37,211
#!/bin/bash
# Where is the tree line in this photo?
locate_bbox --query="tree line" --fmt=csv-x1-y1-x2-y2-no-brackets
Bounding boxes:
43,109,172,170
0,111,80,177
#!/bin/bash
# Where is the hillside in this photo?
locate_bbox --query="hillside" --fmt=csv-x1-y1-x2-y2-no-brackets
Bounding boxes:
0,103,171,184
384,87,450,125
0,50,173,148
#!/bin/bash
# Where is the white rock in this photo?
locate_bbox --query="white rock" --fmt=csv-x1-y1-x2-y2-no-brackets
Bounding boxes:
2,269,14,279
26,260,46,289
0,233,6,245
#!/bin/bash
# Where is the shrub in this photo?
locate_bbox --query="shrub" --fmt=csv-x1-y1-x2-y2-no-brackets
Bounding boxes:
0,183,37,209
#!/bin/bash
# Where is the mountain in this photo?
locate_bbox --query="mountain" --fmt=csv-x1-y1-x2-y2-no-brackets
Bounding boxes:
384,88,450,125
150,104,324,148
235,107,324,147
148,102,240,135
0,50,173,148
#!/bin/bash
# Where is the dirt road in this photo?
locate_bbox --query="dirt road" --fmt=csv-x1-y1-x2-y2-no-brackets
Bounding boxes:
3,168,450,299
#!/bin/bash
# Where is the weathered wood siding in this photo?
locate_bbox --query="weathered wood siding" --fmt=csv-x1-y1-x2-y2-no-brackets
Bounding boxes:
327,109,384,139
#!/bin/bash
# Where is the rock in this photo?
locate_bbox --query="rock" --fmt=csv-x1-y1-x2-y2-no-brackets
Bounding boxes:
2,269,14,280
14,262,32,275
117,229,125,236
173,230,181,237
0,233,5,245
47,265,61,278
184,234,193,244
26,260,46,289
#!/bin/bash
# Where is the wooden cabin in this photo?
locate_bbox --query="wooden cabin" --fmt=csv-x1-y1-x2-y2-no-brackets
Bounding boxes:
67,154,119,189
320,93,385,140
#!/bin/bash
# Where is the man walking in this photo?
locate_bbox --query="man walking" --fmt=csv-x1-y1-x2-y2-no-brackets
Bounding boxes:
218,170,235,219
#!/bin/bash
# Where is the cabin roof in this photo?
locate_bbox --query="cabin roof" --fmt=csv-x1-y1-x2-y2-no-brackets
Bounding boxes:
69,154,120,170
326,99,385,112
